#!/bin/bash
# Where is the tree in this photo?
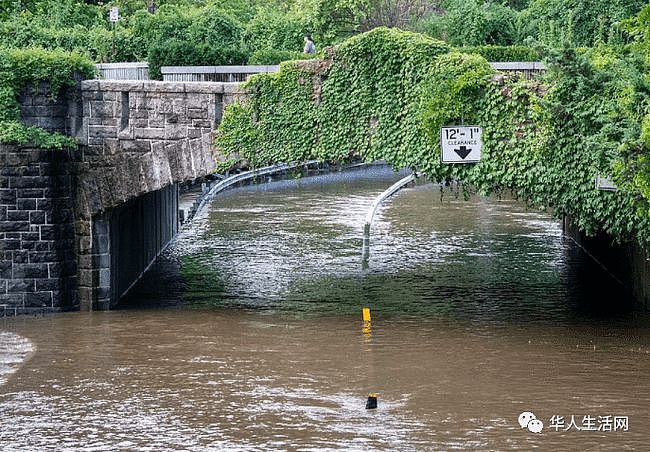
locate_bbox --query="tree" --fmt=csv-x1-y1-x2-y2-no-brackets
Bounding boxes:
358,0,441,31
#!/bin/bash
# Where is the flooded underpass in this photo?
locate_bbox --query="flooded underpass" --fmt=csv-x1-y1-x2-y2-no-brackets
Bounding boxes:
1,166,649,450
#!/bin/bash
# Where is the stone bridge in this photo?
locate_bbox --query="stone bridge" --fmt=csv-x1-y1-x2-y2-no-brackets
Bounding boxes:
0,80,246,313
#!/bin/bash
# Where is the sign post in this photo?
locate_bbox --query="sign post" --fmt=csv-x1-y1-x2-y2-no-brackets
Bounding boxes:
109,7,119,59
440,126,483,163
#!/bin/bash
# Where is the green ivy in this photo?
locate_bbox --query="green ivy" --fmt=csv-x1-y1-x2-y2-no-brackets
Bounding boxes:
215,28,650,248
248,49,311,65
0,120,78,150
0,46,95,150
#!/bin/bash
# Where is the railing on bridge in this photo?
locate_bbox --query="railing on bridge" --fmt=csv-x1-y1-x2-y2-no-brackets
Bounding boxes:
489,62,546,80
160,65,280,82
94,62,545,82
95,62,149,80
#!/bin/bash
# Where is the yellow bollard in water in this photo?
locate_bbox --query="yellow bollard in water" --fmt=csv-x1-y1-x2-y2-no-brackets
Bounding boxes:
362,307,372,336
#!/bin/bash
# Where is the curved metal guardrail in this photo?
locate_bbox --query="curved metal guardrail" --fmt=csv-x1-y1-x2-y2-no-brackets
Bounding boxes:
188,160,321,224
362,172,419,266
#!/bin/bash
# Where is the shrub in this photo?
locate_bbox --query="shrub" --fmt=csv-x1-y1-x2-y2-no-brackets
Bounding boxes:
244,8,311,53
148,40,249,80
248,49,311,65
517,0,646,46
132,5,247,78
419,0,518,46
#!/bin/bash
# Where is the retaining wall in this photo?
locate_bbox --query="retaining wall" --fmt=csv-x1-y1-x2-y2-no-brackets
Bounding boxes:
0,145,78,314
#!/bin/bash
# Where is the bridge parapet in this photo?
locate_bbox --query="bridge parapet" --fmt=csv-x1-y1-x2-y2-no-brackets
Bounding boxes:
77,80,247,216
81,80,246,157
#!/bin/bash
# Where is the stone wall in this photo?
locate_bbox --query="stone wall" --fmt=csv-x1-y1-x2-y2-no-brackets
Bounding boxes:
3,79,249,313
76,80,246,217
72,80,246,310
17,79,83,135
0,145,78,314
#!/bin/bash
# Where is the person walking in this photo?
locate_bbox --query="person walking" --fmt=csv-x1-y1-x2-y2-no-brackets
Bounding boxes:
303,34,316,55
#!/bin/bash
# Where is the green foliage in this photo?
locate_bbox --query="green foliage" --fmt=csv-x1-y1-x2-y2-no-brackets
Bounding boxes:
307,0,364,43
416,0,645,47
518,0,646,47
244,7,311,52
0,121,78,149
248,49,311,65
2,0,648,61
215,158,240,174
422,52,494,139
32,0,105,28
147,41,249,80
419,0,518,46
1,1,252,65
217,28,450,167
139,4,244,49
460,45,540,61
0,47,95,149
0,19,141,62
216,28,650,247
133,4,248,76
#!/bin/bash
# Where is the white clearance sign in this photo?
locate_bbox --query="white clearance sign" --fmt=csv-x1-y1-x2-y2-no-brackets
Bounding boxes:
440,126,483,163
109,7,119,22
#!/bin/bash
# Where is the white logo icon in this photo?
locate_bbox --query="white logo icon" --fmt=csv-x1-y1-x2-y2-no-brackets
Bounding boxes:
519,411,543,433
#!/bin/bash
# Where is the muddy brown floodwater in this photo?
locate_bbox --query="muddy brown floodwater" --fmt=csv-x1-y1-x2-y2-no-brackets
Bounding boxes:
1,166,649,451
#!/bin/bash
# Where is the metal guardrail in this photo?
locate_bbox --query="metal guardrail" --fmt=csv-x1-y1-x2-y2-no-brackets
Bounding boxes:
362,172,419,266
94,62,544,82
490,62,546,80
95,62,150,80
363,173,418,235
161,65,280,82
187,160,321,224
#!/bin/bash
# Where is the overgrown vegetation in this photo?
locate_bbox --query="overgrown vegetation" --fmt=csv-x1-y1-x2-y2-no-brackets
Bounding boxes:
0,46,95,149
215,27,650,247
1,0,649,244
1,0,647,71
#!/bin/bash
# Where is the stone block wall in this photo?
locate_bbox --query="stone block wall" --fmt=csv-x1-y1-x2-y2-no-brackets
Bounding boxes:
0,145,78,314
72,80,245,310
76,80,246,217
17,79,83,135
80,80,244,157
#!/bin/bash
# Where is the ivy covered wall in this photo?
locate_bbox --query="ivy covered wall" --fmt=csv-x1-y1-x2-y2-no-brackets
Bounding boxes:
0,47,95,150
215,27,650,249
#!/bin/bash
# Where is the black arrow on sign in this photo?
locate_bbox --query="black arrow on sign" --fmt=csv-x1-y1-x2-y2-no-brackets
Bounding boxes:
454,145,472,159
